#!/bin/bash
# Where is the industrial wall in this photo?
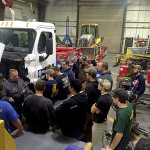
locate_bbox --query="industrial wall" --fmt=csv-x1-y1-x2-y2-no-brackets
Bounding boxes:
123,0,150,53
45,0,77,44
79,0,125,53
4,1,38,21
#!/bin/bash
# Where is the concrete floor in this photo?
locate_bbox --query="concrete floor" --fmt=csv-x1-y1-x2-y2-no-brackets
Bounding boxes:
102,53,150,139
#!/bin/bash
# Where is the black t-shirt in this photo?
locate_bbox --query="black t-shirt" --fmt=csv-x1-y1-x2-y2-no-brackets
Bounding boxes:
94,93,112,123
91,59,97,66
23,95,55,133
85,81,100,112
54,74,69,100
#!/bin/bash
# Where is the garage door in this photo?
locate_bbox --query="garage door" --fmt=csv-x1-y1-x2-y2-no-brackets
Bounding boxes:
78,0,124,53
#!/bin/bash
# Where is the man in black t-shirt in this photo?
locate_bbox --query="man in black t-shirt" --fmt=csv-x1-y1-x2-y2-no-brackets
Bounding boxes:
23,80,56,133
91,79,112,147
53,66,69,101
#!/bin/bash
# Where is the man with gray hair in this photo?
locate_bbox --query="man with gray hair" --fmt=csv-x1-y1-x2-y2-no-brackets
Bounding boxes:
81,67,100,142
1,69,33,118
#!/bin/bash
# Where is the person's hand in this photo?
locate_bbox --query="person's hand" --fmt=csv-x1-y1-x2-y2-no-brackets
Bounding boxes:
15,129,24,136
20,89,25,95
104,148,113,150
9,97,14,102
95,109,100,114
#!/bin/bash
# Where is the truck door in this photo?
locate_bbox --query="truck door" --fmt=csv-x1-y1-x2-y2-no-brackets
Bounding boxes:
36,29,56,80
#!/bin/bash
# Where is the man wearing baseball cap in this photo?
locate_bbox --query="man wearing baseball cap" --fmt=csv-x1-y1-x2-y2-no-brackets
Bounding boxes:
72,53,83,78
56,54,63,68
78,55,89,84
91,79,112,147
131,65,146,121
116,57,135,88
131,65,145,99
44,69,58,100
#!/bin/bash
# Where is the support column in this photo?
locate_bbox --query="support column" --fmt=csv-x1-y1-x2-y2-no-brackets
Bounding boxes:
38,2,47,22
0,1,5,21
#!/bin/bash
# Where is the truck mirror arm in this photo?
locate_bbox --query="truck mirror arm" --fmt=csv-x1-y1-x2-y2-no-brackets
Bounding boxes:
39,54,49,62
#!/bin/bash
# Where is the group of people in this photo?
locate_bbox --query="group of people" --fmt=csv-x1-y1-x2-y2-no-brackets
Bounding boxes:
0,52,148,150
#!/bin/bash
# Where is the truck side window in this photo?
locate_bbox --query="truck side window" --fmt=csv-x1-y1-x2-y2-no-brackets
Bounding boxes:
38,32,52,53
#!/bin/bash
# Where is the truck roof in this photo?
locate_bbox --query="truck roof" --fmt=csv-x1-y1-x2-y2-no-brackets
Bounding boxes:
0,21,55,30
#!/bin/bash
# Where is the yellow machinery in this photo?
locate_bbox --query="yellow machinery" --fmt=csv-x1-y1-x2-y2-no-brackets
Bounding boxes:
78,24,104,59
114,46,150,66
0,120,16,150
114,36,150,66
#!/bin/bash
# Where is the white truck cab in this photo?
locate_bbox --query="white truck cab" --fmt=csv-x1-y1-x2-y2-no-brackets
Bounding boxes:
0,21,56,84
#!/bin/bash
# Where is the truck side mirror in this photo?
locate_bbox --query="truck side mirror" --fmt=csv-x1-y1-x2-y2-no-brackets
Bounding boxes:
46,38,53,55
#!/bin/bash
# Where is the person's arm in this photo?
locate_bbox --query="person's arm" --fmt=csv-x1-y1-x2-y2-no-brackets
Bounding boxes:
109,132,123,150
137,78,146,97
21,79,33,95
91,103,100,114
90,64,94,67
12,119,24,136
1,86,10,102
47,102,56,127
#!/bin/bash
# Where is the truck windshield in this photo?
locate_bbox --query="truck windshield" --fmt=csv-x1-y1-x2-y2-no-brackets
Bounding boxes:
0,28,36,53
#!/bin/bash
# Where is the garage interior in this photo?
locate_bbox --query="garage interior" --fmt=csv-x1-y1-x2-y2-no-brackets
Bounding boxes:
1,0,150,150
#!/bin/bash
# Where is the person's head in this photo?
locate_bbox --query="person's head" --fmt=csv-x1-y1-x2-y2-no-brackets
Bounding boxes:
62,60,69,69
46,64,52,70
127,58,133,65
0,82,3,96
82,56,88,65
70,51,75,58
85,67,97,80
95,54,100,61
34,79,45,92
112,88,128,106
97,78,111,92
57,54,63,62
97,61,108,73
9,69,18,82
133,138,150,150
69,79,82,94
78,53,83,61
53,66,61,76
134,65,142,75
45,69,55,79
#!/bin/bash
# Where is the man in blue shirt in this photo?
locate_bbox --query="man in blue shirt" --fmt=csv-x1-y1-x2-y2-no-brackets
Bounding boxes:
0,83,24,136
61,59,75,81
56,54,63,68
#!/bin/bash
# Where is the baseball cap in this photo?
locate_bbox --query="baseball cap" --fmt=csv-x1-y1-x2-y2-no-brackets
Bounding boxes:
45,69,55,75
128,57,133,61
85,67,97,75
135,138,150,150
82,55,88,61
97,78,111,90
78,53,83,56
58,54,62,58
134,65,142,70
